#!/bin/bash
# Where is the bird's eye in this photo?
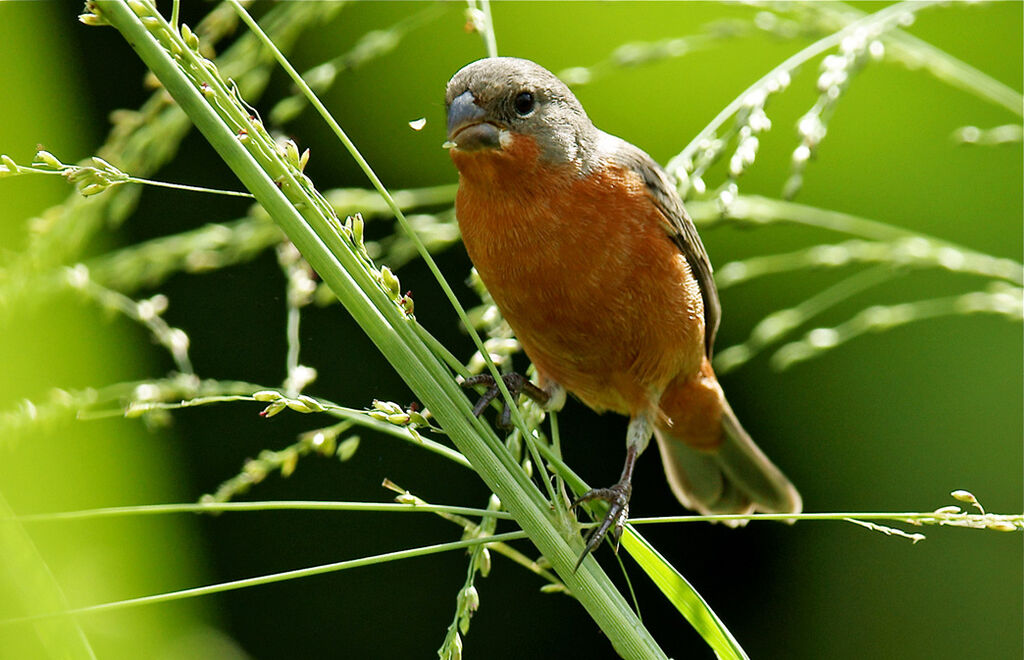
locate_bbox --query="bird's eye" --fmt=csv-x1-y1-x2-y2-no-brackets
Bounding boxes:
513,91,535,116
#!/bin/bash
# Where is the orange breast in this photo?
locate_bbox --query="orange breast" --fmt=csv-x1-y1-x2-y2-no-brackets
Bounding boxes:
452,135,705,417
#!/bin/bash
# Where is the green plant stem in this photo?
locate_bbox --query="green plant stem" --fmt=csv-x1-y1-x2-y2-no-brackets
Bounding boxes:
97,2,667,657
828,1,1024,117
2,3,328,288
226,1,535,449
771,287,1022,370
716,239,1021,288
15,495,566,589
620,529,748,660
0,493,96,659
692,195,1023,286
9,501,514,523
19,499,1015,532
667,1,937,175
0,530,529,628
110,390,474,470
121,175,254,196
530,439,748,659
480,0,498,58
4,161,255,197
714,265,896,374
629,511,1023,527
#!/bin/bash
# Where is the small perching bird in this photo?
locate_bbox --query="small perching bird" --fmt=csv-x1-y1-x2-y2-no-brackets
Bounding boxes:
445,57,801,565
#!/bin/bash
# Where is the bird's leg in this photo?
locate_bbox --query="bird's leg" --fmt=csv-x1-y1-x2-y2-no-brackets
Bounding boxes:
461,373,559,429
571,413,652,570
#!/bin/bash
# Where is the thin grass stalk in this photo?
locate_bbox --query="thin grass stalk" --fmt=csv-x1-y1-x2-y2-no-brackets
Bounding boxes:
0,493,95,659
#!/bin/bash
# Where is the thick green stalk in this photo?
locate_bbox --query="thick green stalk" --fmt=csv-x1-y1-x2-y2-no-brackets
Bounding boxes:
95,2,666,657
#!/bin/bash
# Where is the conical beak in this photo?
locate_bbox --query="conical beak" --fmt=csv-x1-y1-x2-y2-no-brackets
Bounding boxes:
446,90,500,151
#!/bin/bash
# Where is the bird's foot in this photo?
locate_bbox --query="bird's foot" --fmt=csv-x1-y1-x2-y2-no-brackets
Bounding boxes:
571,479,632,571
460,372,549,429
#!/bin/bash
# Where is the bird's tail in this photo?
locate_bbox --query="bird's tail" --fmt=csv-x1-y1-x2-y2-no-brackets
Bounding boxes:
654,363,801,524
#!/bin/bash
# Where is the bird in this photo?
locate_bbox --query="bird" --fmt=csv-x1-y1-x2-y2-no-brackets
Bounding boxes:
445,57,801,566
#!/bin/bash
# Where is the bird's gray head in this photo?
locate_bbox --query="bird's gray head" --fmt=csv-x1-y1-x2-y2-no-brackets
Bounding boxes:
445,57,596,164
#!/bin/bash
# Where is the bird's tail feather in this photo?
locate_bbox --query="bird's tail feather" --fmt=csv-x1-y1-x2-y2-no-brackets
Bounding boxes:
654,400,801,525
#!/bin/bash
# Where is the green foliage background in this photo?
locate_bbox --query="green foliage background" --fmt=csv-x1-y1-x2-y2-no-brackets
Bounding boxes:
1,2,1020,659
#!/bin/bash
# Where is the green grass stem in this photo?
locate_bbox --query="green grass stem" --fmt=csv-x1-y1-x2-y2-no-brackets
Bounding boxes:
0,530,529,628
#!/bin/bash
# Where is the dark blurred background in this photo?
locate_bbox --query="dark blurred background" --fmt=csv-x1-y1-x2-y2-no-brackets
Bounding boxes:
1,2,1020,659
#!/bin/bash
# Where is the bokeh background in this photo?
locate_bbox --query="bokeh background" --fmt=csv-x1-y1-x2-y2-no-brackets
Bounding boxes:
1,2,1020,658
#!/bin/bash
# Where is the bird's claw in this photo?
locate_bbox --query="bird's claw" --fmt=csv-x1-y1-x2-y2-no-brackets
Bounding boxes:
460,372,549,428
571,481,632,571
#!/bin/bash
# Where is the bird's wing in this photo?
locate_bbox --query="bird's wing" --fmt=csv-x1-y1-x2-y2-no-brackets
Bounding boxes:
602,134,721,356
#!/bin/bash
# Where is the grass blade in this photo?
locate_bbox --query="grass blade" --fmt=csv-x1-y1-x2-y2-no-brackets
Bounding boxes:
621,527,748,660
